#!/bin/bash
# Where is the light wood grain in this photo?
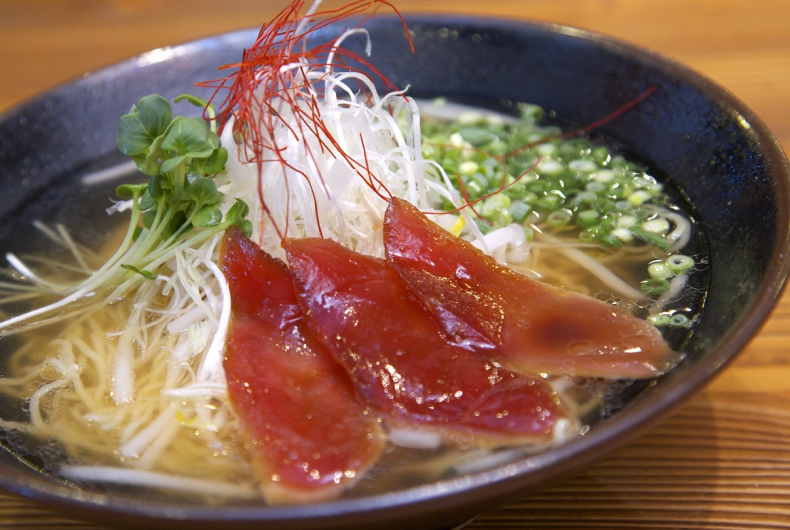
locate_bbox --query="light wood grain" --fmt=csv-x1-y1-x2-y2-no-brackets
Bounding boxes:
1,1,789,528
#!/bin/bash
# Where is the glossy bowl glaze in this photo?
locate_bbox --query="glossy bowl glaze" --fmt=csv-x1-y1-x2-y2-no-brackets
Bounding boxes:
0,15,788,530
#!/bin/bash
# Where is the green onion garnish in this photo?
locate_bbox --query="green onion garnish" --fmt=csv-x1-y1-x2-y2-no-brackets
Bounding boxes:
629,226,671,251
648,261,673,280
667,254,695,273
647,314,670,326
547,210,571,227
641,278,670,295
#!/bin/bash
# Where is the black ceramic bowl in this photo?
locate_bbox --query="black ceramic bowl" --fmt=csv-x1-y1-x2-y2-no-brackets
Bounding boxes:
0,15,788,530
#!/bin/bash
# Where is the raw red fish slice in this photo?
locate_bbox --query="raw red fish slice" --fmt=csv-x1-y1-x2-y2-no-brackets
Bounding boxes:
220,227,383,504
284,237,569,446
384,198,678,379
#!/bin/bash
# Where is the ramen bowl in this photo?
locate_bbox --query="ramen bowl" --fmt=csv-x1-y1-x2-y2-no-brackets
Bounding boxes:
0,15,788,530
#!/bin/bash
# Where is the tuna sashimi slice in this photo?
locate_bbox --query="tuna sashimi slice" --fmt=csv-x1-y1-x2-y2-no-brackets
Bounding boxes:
284,237,570,447
220,227,383,504
384,198,678,379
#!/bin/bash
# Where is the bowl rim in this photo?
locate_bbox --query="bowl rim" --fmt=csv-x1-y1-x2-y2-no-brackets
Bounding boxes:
1,13,789,527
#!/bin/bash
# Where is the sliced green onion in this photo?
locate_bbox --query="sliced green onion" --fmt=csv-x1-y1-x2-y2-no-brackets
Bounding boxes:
585,181,606,194
449,132,466,147
537,196,560,211
491,209,512,228
459,127,494,146
510,201,532,224
641,278,670,295
576,209,600,228
611,228,634,243
615,200,633,213
521,104,544,123
667,254,695,273
596,232,622,249
547,210,572,227
530,180,551,194
592,197,615,214
465,179,484,198
560,139,592,157
481,194,510,218
607,180,634,199
609,155,628,169
616,215,637,229
647,314,670,326
592,146,611,165
629,226,671,251
537,160,564,175
504,181,528,200
599,215,617,229
669,314,690,328
469,172,489,190
592,170,616,183
579,229,596,244
568,159,598,173
475,220,492,235
628,190,653,206
648,261,673,279
459,161,479,176
536,144,559,158
641,217,670,235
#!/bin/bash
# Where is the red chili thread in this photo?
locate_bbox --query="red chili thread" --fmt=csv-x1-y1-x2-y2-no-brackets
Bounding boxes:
199,0,413,243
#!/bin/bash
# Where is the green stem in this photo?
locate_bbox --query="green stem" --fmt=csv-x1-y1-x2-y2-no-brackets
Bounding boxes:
65,190,143,294
173,160,186,198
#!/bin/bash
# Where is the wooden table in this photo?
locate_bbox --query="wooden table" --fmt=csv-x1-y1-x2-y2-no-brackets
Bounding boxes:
1,0,789,528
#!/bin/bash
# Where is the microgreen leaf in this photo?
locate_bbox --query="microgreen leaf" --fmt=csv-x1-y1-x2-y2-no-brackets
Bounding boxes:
226,198,250,222
190,147,228,175
148,175,169,201
117,95,173,155
117,114,153,155
121,264,157,280
163,210,188,241
159,149,215,174
234,219,253,238
192,206,222,227
139,134,167,176
159,155,188,175
130,152,148,173
161,117,216,155
115,183,148,199
138,189,155,211
225,199,252,237
137,95,173,139
184,173,220,206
